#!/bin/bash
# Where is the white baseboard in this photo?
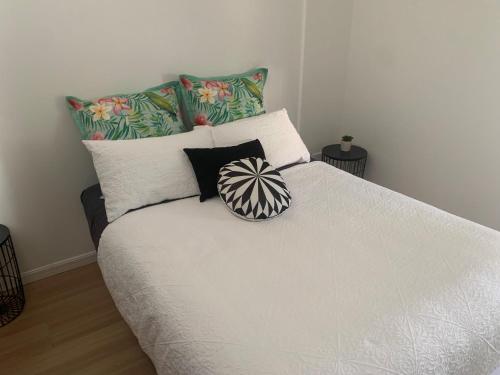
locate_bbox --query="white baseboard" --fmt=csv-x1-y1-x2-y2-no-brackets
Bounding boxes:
22,251,97,284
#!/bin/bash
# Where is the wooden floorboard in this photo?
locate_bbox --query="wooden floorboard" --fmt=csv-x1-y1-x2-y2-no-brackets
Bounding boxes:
0,263,156,375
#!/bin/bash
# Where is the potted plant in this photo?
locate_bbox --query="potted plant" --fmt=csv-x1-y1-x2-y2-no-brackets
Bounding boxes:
341,135,353,152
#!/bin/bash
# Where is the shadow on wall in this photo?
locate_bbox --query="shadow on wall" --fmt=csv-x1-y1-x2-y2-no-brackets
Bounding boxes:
0,98,96,272
0,121,19,240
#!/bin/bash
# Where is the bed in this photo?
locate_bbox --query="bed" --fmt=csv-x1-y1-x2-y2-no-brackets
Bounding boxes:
95,161,500,374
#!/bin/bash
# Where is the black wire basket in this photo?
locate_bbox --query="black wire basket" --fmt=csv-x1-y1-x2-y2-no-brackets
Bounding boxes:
0,225,25,327
321,144,368,178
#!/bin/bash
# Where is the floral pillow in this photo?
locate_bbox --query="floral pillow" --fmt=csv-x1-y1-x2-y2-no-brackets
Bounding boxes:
178,68,268,128
66,81,187,140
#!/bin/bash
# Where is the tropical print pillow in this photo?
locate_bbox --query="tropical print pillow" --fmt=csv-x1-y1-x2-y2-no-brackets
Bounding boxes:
178,68,268,128
66,81,187,140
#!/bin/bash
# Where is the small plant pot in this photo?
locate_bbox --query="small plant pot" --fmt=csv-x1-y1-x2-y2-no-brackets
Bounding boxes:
340,141,352,152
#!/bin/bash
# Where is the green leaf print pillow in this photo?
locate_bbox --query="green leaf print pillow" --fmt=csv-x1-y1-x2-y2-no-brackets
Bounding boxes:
178,68,268,127
66,81,187,140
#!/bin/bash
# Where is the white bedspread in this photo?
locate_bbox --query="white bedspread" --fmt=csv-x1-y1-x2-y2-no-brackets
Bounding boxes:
98,162,500,375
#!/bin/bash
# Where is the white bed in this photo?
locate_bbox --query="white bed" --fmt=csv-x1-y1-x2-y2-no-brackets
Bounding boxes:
98,161,500,374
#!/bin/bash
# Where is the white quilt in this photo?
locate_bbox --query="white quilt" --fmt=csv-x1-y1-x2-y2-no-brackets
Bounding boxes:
98,162,500,375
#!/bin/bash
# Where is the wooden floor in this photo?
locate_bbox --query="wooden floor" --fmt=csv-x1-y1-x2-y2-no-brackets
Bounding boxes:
0,263,156,375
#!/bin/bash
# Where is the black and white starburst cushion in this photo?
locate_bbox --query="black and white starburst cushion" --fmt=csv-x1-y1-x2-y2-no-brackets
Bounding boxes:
217,157,291,221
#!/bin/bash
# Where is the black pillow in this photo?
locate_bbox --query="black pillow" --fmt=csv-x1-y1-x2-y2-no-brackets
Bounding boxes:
184,139,266,201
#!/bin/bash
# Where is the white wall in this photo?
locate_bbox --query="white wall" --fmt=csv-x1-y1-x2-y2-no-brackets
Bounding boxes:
300,0,353,153
0,0,305,272
4,0,499,275
342,0,500,230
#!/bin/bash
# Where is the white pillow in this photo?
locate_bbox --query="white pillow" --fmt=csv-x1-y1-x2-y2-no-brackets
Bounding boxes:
83,127,213,222
211,109,310,168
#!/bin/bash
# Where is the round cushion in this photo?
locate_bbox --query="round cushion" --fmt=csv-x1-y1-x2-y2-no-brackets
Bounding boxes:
217,157,291,221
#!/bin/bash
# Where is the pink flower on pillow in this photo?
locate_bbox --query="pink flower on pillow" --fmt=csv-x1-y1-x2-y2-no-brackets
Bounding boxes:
109,97,130,115
180,77,193,91
160,87,175,95
67,98,83,111
96,97,130,115
215,81,231,99
202,81,231,100
253,72,263,81
204,80,218,89
90,132,105,140
194,113,212,126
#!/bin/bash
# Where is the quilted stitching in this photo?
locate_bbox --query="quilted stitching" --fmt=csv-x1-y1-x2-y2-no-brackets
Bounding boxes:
98,162,500,375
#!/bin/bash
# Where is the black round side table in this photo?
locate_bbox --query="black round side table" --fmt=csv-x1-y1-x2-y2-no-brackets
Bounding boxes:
0,225,25,327
322,144,368,178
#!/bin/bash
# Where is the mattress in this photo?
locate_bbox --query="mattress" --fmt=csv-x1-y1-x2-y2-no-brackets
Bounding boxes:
98,161,500,374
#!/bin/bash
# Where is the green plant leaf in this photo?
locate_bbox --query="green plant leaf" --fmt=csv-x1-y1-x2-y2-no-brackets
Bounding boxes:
241,78,263,104
143,92,177,119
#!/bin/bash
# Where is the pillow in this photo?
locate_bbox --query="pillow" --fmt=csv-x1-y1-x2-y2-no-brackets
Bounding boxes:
83,127,213,222
67,81,187,140
211,109,310,168
218,157,291,221
178,68,268,128
184,139,266,202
